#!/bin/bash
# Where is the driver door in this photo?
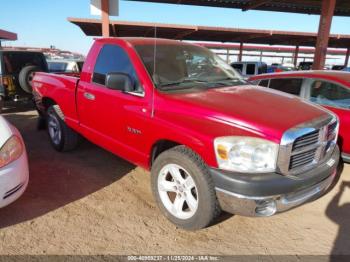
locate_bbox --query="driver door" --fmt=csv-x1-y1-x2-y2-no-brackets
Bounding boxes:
77,44,145,155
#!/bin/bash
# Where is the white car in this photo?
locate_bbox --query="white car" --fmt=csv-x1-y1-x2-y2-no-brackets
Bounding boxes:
0,115,29,208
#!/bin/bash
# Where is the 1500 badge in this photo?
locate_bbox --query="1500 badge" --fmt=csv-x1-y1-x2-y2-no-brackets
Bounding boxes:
127,126,142,135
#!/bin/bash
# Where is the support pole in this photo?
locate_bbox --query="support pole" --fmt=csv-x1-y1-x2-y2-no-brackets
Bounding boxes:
344,48,350,67
238,42,243,62
101,0,110,37
312,0,336,70
293,46,299,67
226,49,230,63
259,51,263,62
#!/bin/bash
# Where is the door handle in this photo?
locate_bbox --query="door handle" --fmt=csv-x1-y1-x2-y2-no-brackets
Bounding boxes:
84,92,95,101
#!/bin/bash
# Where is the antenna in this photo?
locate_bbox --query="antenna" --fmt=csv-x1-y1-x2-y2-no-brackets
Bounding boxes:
151,25,157,118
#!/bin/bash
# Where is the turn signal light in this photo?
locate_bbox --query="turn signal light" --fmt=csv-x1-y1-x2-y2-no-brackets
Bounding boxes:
0,136,23,168
217,144,228,160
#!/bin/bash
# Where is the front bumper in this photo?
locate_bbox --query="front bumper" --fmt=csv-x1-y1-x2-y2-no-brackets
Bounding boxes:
211,145,340,217
0,151,29,208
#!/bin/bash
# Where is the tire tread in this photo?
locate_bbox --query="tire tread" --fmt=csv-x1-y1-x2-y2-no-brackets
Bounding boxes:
172,146,222,224
152,145,221,230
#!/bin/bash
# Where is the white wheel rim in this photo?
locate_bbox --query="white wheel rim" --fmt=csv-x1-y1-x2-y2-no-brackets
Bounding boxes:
48,111,62,145
158,164,198,220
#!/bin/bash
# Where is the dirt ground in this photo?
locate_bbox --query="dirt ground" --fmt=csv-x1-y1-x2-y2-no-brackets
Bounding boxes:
0,105,350,256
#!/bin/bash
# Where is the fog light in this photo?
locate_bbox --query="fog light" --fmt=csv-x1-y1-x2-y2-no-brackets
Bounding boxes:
255,199,277,216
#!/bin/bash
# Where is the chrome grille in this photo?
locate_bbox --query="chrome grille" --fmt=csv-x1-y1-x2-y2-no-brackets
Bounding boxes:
327,121,337,140
289,130,319,170
277,115,338,176
289,148,317,170
325,121,338,153
292,130,319,151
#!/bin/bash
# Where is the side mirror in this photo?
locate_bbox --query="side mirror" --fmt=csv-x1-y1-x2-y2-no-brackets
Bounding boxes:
106,72,134,92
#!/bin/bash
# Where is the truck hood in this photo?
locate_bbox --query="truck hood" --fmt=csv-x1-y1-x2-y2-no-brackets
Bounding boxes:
161,85,328,142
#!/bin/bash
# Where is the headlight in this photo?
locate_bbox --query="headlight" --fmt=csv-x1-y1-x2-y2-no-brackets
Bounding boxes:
214,136,279,173
0,136,23,168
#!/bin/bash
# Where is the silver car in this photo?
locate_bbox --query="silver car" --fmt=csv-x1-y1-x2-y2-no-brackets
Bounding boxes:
0,115,29,208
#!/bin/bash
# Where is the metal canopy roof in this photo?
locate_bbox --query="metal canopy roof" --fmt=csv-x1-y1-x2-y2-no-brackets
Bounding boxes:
125,0,350,16
0,29,17,41
199,43,347,55
68,18,350,49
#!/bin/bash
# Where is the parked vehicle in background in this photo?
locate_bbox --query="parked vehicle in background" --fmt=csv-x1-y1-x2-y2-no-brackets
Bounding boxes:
230,61,267,78
267,65,275,73
0,115,29,208
332,65,345,71
47,59,84,77
342,67,350,72
33,38,339,230
0,51,48,103
271,63,296,72
249,70,350,162
270,64,283,73
298,62,313,70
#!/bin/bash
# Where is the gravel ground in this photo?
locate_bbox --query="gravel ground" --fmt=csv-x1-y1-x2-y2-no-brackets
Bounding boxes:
0,106,349,256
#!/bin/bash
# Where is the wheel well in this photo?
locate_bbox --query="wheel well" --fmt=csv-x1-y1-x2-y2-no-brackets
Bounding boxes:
151,140,180,166
42,97,57,111
338,135,344,152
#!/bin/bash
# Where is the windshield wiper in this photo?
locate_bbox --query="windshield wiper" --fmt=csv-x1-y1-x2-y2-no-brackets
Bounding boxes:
158,78,210,90
158,77,246,91
202,78,247,88
209,77,244,83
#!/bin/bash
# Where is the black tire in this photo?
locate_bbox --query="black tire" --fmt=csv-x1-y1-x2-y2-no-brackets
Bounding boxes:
18,65,41,94
46,105,79,152
37,115,46,130
151,145,221,230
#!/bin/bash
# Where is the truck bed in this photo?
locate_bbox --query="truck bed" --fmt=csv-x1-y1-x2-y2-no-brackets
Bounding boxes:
33,72,80,128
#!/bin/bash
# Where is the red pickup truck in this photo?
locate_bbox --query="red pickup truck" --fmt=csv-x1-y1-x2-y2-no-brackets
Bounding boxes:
33,38,340,230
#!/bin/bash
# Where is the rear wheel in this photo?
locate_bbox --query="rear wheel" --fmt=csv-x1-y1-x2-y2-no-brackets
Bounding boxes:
46,105,79,151
151,146,221,230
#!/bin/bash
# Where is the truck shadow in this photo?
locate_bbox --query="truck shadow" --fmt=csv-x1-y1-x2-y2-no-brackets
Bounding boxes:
1,100,35,114
0,112,136,229
326,161,350,259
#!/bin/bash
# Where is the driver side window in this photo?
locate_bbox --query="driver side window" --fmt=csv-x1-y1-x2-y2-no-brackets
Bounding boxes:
93,44,142,92
309,80,350,110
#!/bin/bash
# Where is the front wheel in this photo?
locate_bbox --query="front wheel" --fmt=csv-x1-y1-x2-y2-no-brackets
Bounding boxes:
46,105,79,151
151,146,221,230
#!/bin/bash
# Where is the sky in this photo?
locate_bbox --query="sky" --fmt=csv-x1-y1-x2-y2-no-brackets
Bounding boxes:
1,0,350,56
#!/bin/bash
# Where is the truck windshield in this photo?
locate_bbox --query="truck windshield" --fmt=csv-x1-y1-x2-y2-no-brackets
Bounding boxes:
134,44,245,91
